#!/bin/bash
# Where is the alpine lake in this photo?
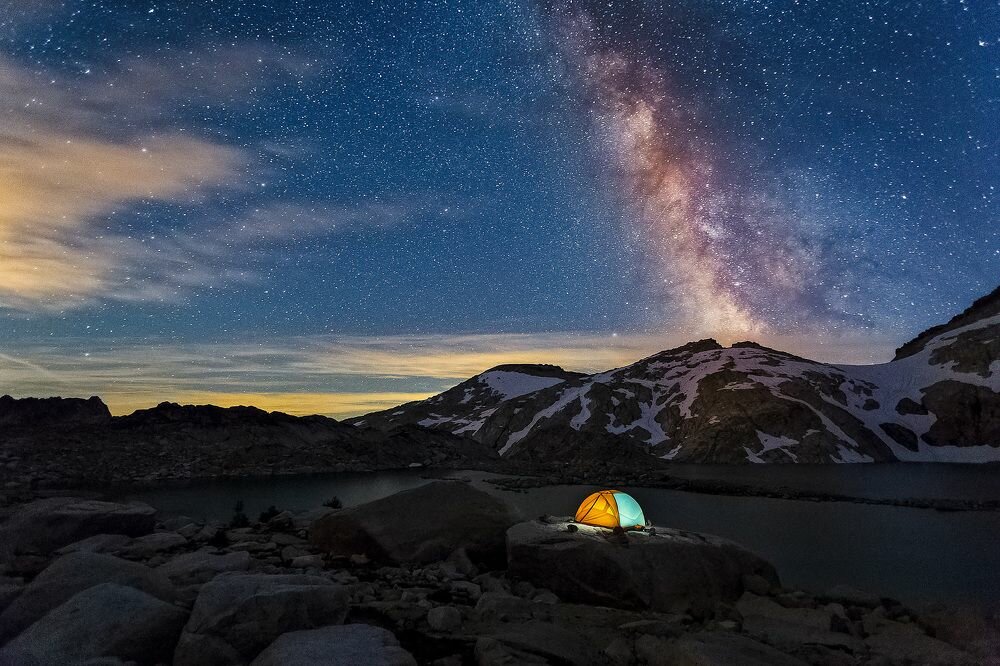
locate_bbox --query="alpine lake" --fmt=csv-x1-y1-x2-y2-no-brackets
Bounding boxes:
115,463,1000,610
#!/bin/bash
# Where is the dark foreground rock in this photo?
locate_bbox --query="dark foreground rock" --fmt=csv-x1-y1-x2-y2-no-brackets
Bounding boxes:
0,497,155,558
0,551,178,642
507,518,779,613
661,631,809,666
156,549,252,587
310,480,521,565
251,624,417,666
0,486,990,665
0,582,188,665
173,572,349,666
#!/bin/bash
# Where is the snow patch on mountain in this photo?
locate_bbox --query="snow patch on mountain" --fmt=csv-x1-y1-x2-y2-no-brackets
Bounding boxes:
744,431,800,463
606,400,669,445
479,370,566,400
569,385,593,430
418,414,454,427
500,384,588,455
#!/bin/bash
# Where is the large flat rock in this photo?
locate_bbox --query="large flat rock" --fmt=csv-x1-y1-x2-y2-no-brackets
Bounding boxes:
659,632,808,666
864,619,978,666
157,549,252,587
0,583,188,665
506,519,778,613
0,497,155,559
251,624,416,666
173,572,348,666
309,481,520,565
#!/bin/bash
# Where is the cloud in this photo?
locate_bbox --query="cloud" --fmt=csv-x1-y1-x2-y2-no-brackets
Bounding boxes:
0,47,351,311
0,133,240,306
0,329,897,418
0,54,244,309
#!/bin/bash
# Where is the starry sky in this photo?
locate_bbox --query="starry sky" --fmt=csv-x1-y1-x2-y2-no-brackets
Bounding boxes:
1,0,997,417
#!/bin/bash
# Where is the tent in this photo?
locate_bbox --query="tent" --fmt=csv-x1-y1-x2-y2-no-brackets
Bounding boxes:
574,490,646,529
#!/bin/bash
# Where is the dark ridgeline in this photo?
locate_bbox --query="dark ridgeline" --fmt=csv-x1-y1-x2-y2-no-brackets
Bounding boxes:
0,399,497,486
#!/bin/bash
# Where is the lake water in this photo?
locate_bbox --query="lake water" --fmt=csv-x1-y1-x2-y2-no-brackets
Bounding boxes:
118,464,1000,609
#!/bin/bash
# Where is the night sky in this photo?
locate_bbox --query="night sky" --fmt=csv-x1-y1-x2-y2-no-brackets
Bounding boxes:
1,1,997,417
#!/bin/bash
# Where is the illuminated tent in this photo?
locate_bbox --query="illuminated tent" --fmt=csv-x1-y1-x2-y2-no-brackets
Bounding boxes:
574,490,646,529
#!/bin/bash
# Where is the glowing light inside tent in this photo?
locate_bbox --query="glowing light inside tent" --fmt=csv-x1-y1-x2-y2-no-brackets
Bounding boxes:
574,489,646,529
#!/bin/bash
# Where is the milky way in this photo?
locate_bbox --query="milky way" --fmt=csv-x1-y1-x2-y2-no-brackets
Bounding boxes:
553,9,856,339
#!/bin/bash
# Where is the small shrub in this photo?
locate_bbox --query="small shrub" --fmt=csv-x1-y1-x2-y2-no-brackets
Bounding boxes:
322,496,342,509
258,505,280,523
230,499,249,528
208,529,228,548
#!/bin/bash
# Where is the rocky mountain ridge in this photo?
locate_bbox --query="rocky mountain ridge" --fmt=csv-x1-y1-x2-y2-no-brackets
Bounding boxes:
0,399,497,486
0,395,111,428
355,286,1000,464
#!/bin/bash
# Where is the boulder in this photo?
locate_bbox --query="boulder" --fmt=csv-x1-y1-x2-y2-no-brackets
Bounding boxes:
118,531,188,559
485,621,604,665
157,550,252,587
505,520,778,612
659,632,808,666
427,605,462,632
917,605,1000,662
474,592,533,622
250,624,416,666
290,555,325,569
736,593,834,631
741,615,864,653
865,619,977,666
54,533,133,556
475,637,549,665
450,580,482,600
0,551,178,642
266,511,295,531
309,481,520,565
173,572,348,666
293,507,336,530
742,574,773,597
0,497,155,559
822,584,881,609
0,583,188,665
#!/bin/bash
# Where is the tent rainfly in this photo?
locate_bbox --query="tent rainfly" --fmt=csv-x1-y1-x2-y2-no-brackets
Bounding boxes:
574,489,646,529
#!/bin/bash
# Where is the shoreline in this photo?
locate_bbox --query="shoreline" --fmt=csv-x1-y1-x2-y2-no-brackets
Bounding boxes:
5,459,1000,513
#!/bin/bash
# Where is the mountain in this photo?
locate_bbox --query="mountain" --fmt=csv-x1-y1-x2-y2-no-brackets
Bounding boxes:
0,400,497,485
354,286,1000,463
0,395,111,428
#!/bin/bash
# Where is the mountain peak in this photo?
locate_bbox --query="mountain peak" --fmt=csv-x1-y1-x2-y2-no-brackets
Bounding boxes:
478,363,584,380
639,338,723,363
894,285,1000,360
0,395,111,428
